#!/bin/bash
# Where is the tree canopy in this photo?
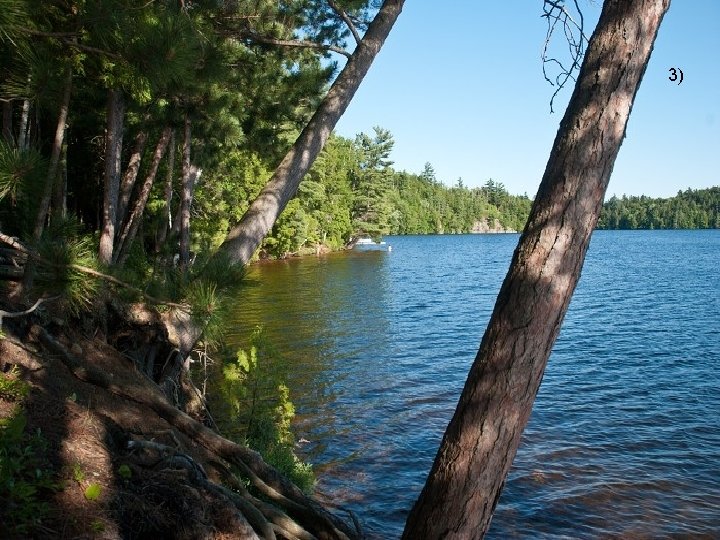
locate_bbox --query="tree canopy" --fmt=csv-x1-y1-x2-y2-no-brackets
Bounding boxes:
598,188,720,230
0,0,530,271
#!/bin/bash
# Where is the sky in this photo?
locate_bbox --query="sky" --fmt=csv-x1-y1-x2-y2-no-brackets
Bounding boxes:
333,1,720,199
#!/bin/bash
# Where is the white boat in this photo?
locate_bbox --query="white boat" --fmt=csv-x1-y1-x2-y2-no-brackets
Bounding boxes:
352,237,392,252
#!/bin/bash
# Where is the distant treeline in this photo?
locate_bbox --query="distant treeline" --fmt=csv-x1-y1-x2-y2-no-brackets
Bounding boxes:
240,128,533,258
597,187,720,230
263,134,718,257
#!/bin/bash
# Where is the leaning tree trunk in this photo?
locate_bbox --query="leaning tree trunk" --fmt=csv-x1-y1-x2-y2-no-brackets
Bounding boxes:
19,65,72,294
116,126,172,266
155,128,175,253
50,142,68,225
218,0,405,266
98,88,125,265
115,128,149,239
402,1,670,538
31,66,72,240
179,114,193,270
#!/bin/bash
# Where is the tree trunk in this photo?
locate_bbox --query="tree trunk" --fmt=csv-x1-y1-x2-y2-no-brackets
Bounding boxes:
179,115,192,270
18,97,30,151
2,100,13,145
116,129,149,237
98,88,125,265
116,126,172,265
20,66,72,293
217,0,404,266
51,142,68,225
155,129,176,253
402,1,670,538
168,125,187,242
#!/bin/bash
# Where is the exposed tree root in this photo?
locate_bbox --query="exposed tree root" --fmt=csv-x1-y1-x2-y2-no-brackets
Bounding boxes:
30,324,359,540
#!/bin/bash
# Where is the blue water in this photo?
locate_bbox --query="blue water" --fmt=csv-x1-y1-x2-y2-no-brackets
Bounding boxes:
226,230,720,538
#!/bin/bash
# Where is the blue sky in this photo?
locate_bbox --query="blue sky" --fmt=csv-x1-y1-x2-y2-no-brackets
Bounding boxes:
333,1,720,199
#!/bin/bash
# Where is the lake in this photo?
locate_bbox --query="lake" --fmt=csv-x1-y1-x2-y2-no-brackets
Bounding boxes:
225,230,720,539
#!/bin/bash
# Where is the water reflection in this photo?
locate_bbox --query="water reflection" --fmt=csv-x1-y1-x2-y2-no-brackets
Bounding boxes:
224,231,720,539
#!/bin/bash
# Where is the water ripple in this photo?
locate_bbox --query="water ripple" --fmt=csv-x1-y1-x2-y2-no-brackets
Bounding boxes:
226,230,720,539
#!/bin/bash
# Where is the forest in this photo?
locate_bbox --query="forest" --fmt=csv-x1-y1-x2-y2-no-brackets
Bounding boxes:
0,0,533,272
0,0,709,538
597,188,720,230
0,0,713,274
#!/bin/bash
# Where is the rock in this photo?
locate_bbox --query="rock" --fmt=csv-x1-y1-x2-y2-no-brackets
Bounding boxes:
471,218,517,234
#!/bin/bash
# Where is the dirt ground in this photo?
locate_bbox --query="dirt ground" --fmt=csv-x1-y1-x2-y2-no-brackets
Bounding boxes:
0,309,248,539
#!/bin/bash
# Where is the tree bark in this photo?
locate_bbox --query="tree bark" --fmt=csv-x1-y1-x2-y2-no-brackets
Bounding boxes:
18,97,30,151
179,117,191,270
19,66,72,294
155,129,176,253
217,0,405,266
116,126,172,265
31,67,72,238
98,88,125,265
402,1,670,538
116,129,149,235
50,142,68,225
179,115,193,270
2,100,13,145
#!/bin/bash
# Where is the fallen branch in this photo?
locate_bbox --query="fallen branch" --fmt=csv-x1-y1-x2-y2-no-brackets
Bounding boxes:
0,295,59,328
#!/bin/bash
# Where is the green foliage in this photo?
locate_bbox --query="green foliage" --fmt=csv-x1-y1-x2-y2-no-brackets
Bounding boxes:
351,127,395,237
253,131,533,255
195,250,246,293
83,482,102,501
263,199,310,258
0,374,59,537
184,278,229,348
180,251,245,346
193,150,271,253
218,328,314,492
117,464,132,480
34,218,100,315
598,188,720,230
0,365,30,400
0,142,47,237
1,0,534,290
0,0,28,43
72,462,85,483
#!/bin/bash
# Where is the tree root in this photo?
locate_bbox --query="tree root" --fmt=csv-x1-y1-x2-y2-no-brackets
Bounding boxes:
30,324,359,540
128,439,266,540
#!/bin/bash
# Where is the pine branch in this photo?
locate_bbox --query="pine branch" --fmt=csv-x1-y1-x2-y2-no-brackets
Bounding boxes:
239,29,351,58
327,0,362,44
17,28,123,59
0,232,187,309
18,27,79,38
